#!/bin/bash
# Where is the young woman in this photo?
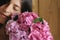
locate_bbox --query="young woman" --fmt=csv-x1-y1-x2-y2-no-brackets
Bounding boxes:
0,0,21,24
0,0,32,40
0,0,21,40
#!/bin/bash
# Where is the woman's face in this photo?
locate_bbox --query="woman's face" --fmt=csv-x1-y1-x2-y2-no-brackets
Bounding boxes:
0,0,21,16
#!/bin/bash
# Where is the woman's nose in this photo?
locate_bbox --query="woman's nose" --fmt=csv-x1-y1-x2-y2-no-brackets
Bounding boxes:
6,4,14,13
4,4,14,16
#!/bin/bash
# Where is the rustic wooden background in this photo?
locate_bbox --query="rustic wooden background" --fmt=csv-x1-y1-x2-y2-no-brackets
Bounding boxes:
32,0,60,40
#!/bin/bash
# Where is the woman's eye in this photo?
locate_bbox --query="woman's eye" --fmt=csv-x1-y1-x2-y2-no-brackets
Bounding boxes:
13,6,18,11
13,5,20,11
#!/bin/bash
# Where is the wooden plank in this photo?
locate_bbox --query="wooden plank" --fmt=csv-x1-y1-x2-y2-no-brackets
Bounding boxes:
57,0,60,40
32,0,39,14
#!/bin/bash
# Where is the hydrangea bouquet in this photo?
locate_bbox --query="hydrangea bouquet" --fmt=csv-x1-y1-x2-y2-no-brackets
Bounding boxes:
5,12,53,40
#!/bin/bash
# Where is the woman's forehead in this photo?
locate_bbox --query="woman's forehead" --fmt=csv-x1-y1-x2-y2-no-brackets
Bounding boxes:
11,0,21,7
11,0,21,4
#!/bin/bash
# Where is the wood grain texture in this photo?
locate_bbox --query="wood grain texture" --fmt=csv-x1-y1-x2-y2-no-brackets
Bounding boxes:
58,0,60,40
32,0,39,14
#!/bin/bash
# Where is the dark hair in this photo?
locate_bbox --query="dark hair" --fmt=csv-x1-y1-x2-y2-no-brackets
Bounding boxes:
0,0,10,6
13,15,18,21
0,0,32,12
21,1,32,13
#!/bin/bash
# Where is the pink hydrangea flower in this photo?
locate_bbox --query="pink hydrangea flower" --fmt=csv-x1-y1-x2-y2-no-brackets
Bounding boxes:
28,20,53,40
6,12,53,40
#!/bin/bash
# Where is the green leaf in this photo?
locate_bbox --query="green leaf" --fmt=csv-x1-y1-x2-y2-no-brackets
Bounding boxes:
34,17,43,23
39,18,43,22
